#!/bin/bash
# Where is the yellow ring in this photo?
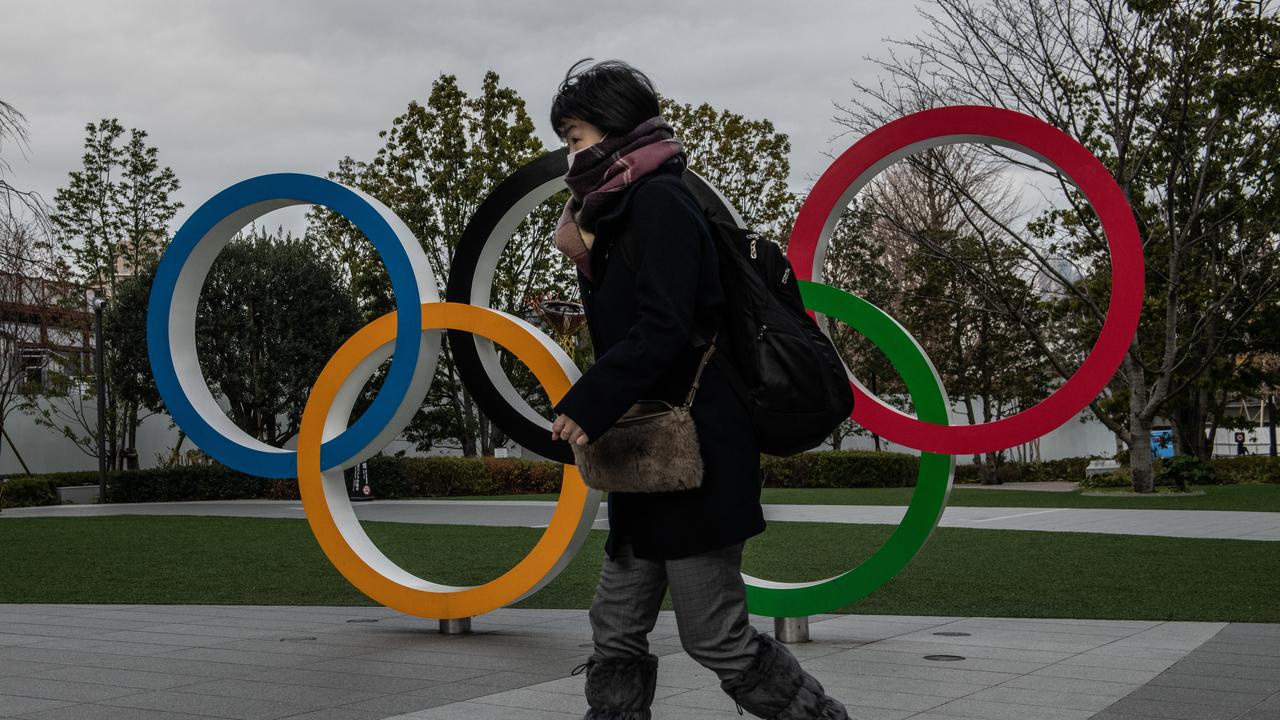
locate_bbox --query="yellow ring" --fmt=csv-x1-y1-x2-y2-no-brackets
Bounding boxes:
296,301,595,618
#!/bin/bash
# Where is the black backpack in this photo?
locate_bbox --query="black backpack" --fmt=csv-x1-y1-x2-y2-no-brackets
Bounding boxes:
613,174,855,456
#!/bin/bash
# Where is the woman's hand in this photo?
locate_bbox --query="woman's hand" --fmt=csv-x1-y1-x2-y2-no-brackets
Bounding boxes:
552,413,591,445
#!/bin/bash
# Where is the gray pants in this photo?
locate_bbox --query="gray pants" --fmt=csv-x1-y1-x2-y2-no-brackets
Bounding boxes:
588,536,760,683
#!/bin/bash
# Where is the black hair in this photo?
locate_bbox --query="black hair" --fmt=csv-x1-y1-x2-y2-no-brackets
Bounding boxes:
550,58,661,140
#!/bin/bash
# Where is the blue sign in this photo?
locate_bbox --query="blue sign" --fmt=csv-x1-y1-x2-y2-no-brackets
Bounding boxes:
1150,429,1175,459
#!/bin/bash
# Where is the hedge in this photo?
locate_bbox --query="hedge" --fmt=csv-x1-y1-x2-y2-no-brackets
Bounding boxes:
3,452,1277,509
760,450,919,488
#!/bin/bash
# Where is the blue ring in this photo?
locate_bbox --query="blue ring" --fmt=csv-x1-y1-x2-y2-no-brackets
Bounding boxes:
147,173,423,478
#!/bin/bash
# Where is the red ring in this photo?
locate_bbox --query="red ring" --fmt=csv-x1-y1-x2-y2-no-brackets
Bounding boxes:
789,106,1143,454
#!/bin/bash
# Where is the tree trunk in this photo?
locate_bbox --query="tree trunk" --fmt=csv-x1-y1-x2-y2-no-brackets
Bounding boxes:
962,397,980,469
1130,410,1156,493
167,431,187,467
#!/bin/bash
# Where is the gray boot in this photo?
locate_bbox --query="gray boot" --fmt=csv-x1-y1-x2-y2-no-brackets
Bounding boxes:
720,633,850,719
572,652,659,719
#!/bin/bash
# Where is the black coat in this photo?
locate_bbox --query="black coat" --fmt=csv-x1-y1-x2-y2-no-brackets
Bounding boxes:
552,167,767,562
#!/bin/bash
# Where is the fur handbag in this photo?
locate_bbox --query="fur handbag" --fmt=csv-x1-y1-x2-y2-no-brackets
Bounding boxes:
571,331,719,493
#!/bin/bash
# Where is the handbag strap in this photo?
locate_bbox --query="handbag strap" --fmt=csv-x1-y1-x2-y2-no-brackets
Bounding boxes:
682,327,720,408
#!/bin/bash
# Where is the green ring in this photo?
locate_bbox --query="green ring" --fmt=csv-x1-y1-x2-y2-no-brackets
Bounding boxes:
743,280,955,617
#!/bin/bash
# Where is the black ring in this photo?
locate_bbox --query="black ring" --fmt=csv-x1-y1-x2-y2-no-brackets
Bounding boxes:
446,147,738,463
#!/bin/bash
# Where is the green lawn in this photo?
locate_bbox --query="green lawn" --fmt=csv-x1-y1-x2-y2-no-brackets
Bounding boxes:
2,515,1276,622
422,483,1280,512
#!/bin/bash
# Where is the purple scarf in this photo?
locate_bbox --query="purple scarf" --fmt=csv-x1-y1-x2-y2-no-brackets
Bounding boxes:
554,115,687,280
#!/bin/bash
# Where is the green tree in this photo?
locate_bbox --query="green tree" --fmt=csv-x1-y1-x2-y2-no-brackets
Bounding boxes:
308,75,812,458
660,98,800,245
32,118,182,469
97,226,363,464
308,70,568,457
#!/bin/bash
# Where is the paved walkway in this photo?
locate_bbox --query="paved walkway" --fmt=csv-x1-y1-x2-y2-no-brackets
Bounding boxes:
0,604,1274,720
5,499,1279,541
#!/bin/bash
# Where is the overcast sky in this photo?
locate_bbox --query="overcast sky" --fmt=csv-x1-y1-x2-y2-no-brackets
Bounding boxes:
2,1,932,234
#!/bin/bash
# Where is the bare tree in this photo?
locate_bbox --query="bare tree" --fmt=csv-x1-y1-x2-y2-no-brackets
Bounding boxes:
0,100,49,236
0,219,80,472
835,0,1280,490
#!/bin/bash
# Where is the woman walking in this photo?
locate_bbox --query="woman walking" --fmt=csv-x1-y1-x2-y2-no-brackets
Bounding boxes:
548,57,850,720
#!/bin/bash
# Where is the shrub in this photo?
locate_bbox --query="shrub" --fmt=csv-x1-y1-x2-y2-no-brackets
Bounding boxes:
953,456,1094,484
1160,455,1217,490
480,457,563,495
0,475,61,508
108,465,277,503
13,450,1270,508
365,455,491,498
1079,469,1131,489
1210,455,1280,484
762,450,920,488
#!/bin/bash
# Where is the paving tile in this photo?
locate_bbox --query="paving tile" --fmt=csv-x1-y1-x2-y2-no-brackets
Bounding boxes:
199,637,374,658
0,623,106,640
1088,621,1280,720
326,691,455,715
3,605,1272,720
920,697,1095,719
808,656,1023,687
816,647,1047,676
867,638,1074,664
1054,653,1176,673
0,635,44,649
22,638,195,657
159,677,384,708
1121,682,1270,709
96,688,307,719
299,657,491,682
0,676,141,703
1166,658,1280,680
1103,696,1244,720
1147,669,1280,695
239,666,444,694
452,670,570,692
0,659,64,678
18,666,207,691
157,646,318,668
401,682,510,703
1174,649,1280,669
0,693,77,717
15,703,215,719
1238,692,1280,719
457,687,587,714
390,700,582,718
820,671,986,699
829,707,917,720
248,709,386,720
1030,661,1160,685
1199,640,1280,657
999,672,1140,697
960,685,1119,711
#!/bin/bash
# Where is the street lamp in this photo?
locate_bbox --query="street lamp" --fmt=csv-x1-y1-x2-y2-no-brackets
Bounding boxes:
92,290,107,503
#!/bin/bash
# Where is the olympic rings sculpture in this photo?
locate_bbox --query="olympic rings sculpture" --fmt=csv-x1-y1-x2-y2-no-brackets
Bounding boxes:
147,106,1142,620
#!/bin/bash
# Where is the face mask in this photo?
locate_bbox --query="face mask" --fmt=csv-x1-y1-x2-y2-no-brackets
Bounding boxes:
566,132,608,172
